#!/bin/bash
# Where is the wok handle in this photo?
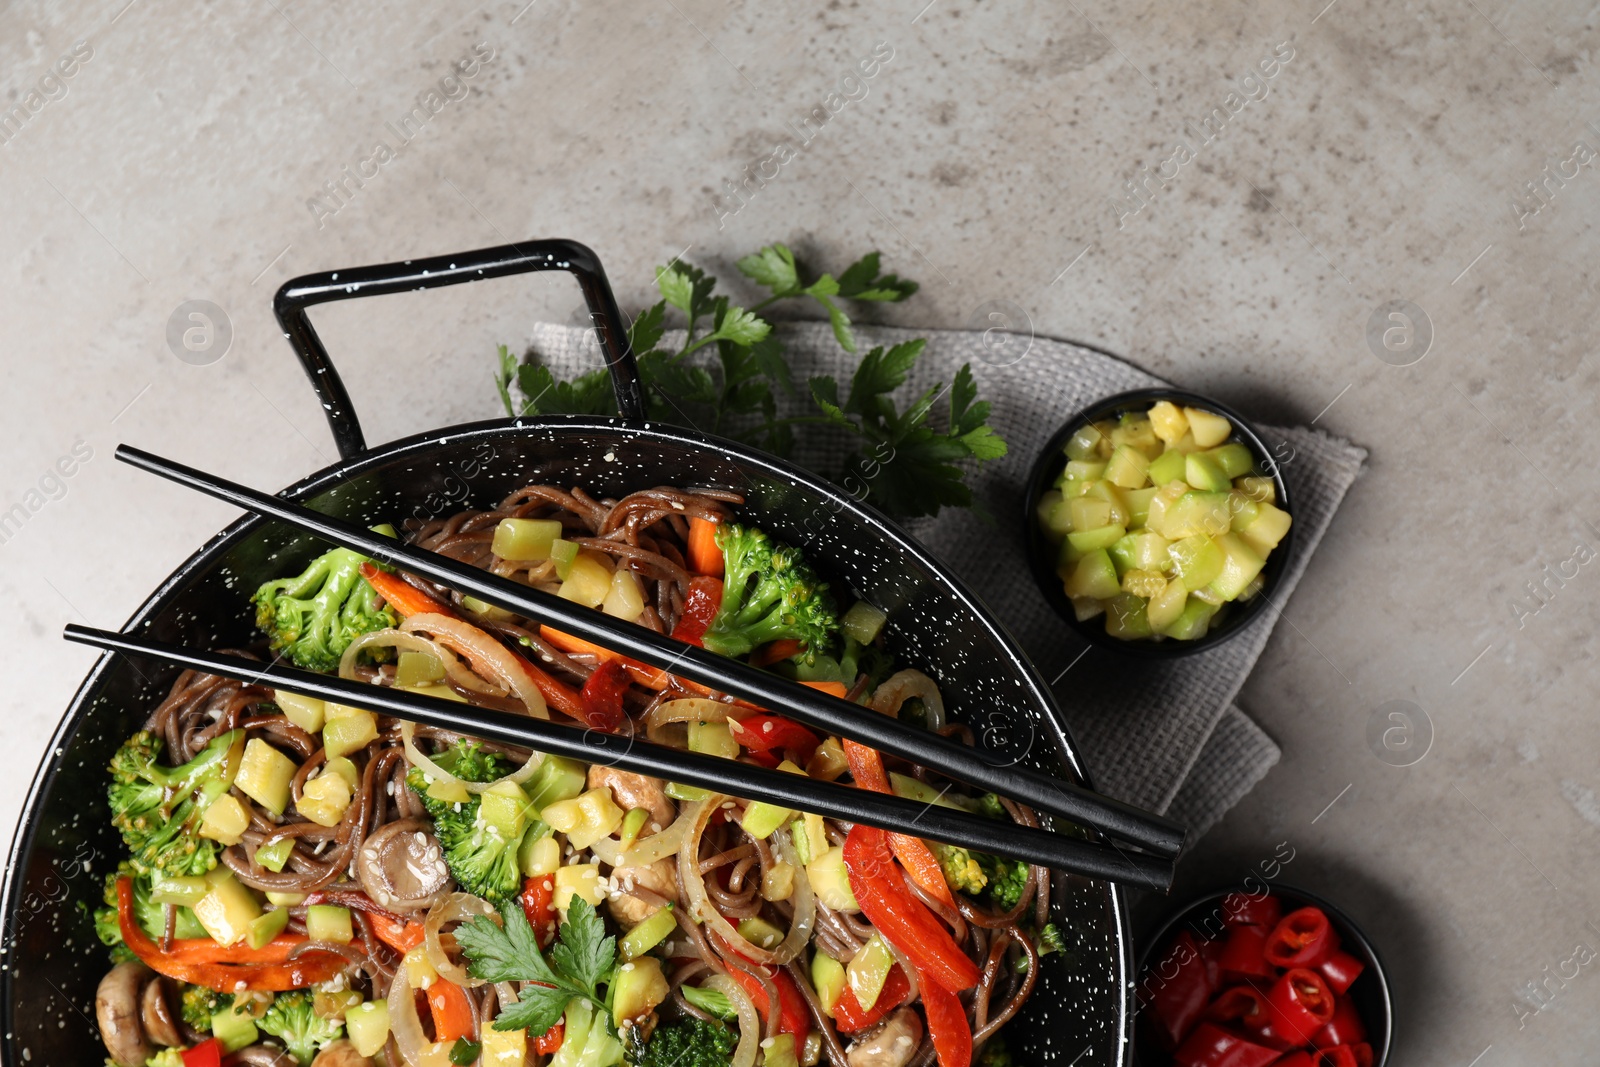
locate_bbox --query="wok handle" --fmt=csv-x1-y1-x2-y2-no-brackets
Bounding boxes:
273,238,646,459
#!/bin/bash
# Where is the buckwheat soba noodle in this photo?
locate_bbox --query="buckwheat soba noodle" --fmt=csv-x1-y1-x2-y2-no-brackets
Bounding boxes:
93,484,1054,1067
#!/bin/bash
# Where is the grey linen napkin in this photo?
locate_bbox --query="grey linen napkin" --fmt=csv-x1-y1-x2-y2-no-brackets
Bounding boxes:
524,321,1366,842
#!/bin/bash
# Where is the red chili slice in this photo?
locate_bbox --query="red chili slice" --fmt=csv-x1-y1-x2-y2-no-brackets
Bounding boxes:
1218,923,1274,980
1171,1021,1282,1067
1221,892,1283,930
1142,930,1211,1048
1312,996,1368,1049
1204,985,1269,1029
1264,907,1338,968
1266,967,1337,1045
670,576,723,645
1318,948,1365,994
1314,1047,1359,1067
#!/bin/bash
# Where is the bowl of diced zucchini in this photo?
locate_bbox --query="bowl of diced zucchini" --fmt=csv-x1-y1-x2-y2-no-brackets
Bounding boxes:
1025,388,1293,655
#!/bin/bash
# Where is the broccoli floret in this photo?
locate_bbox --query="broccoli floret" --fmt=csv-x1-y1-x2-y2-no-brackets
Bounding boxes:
931,844,988,895
625,1016,735,1067
977,1037,1013,1067
253,547,397,672
108,728,244,878
1037,922,1066,956
976,853,1029,910
407,741,522,903
974,793,1007,820
144,1050,186,1067
94,863,208,962
701,524,838,661
258,991,344,1065
181,986,234,1031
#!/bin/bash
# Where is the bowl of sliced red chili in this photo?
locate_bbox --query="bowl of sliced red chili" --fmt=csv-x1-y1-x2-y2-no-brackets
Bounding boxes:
1133,886,1392,1067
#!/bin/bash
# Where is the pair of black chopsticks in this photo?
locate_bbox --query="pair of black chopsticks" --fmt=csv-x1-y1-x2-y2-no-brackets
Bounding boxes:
65,445,1183,892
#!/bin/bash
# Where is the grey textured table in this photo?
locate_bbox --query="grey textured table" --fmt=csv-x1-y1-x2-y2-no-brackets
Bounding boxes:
3,2,1597,1065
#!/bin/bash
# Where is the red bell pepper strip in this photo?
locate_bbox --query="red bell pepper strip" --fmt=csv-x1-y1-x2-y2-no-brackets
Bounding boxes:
730,714,821,762
833,965,912,1033
723,957,811,1040
670,576,723,645
841,741,955,908
578,658,630,732
1204,985,1269,1029
1221,893,1282,930
687,517,724,577
182,1038,222,1067
919,966,973,1067
1171,1022,1281,1067
1264,907,1338,969
117,878,348,992
361,563,455,618
428,978,476,1043
521,875,559,949
1265,968,1337,1045
1318,948,1365,994
842,826,980,993
1218,923,1274,980
534,1019,565,1054
1141,930,1211,1047
1311,997,1368,1049
1314,1047,1359,1067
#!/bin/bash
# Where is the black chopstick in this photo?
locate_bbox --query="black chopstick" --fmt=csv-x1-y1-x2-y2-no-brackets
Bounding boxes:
115,444,1186,858
64,625,1174,892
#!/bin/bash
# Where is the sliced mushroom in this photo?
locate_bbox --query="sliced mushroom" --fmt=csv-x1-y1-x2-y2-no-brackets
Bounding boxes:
607,856,678,927
140,975,183,1048
356,817,452,912
230,1045,298,1067
588,765,675,831
96,961,153,1067
311,1039,374,1067
846,1007,923,1067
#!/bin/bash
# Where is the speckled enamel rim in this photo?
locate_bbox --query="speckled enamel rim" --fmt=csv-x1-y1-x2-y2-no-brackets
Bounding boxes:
1,412,1137,1066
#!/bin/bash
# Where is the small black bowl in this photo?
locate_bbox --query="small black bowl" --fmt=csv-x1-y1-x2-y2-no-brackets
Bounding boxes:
1133,885,1393,1067
1023,387,1294,658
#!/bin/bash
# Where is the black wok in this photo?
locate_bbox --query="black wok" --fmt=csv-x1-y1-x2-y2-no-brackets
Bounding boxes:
0,239,1135,1066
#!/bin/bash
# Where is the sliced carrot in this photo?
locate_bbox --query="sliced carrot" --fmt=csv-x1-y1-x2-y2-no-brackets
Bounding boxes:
360,563,453,618
687,516,724,577
370,917,425,955
427,978,476,1043
752,639,806,667
540,625,668,688
800,680,850,699
843,738,957,908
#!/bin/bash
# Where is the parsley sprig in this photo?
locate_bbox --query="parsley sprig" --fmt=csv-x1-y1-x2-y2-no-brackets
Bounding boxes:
494,243,1007,520
454,896,617,1035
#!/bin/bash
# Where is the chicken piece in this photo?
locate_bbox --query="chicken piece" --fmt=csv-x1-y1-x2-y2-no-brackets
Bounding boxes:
607,856,678,927
847,1008,923,1067
588,764,675,831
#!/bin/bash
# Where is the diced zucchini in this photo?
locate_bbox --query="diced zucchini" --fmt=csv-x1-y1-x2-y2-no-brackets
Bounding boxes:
620,904,678,957
314,989,363,1021
846,934,894,1011
492,517,564,561
274,690,326,734
742,800,795,840
1191,585,1225,606
688,721,739,760
737,916,785,951
1104,444,1152,490
1064,424,1109,461
462,595,513,622
1164,596,1219,640
1234,476,1276,503
1115,413,1162,457
404,943,439,989
1144,481,1189,534
1064,459,1108,482
345,1000,390,1058
1148,401,1189,443
200,794,250,846
1104,594,1153,639
265,891,305,907
1184,407,1233,448
396,650,446,688
322,707,378,760
306,904,353,943
404,683,467,703
236,739,296,816
248,907,289,949
558,550,613,607
1066,523,1126,553
665,781,713,802
1184,453,1231,492
297,770,353,828
542,788,622,850
806,738,848,782
324,756,360,789
1145,580,1189,631
1070,596,1105,622
151,873,208,908
1166,431,1200,454
478,780,533,840
1206,533,1266,601
613,957,670,1027
1085,480,1130,525
1034,490,1064,534
806,847,859,912
1209,443,1255,478
481,1026,527,1067
554,863,605,914
1238,501,1292,555
519,828,560,878
1124,486,1159,527
1157,491,1232,540
603,569,647,622
840,601,888,645
426,775,472,805
1169,535,1225,591
1121,569,1167,598
617,807,650,850
211,1003,259,1053
1058,476,1096,499
1067,497,1112,533
1146,449,1188,486
1130,530,1172,571
812,951,847,1016
524,756,589,809
550,537,581,580
793,813,829,864
765,1034,799,1067
1064,549,1121,600
1229,493,1260,532
194,868,262,947
1107,533,1139,577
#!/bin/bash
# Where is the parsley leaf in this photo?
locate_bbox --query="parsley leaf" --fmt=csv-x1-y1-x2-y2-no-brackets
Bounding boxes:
548,897,617,996
837,251,919,302
456,897,618,1036
736,245,800,294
